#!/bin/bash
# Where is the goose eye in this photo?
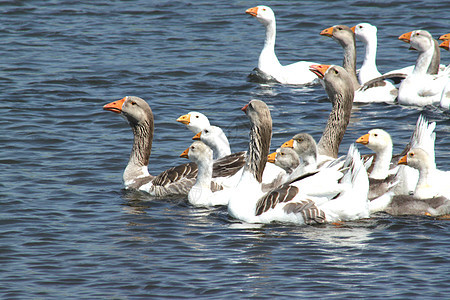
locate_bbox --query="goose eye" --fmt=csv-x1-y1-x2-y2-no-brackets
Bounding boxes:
262,8,266,11
297,138,303,142
130,101,136,105
359,25,362,29
204,129,209,134
374,133,378,137
409,152,415,157
195,115,199,118
334,69,339,74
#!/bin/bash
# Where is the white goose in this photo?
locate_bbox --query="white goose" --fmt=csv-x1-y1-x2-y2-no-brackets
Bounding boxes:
397,30,450,106
356,115,436,201
176,111,210,134
320,24,399,103
192,125,231,159
180,141,229,207
398,148,450,200
372,148,450,217
246,5,319,85
104,97,245,197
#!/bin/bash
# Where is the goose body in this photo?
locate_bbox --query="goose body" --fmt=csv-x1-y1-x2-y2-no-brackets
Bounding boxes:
180,141,229,207
246,5,318,85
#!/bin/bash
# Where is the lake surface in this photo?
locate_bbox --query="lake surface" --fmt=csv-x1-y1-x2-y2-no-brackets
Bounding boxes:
1,0,449,298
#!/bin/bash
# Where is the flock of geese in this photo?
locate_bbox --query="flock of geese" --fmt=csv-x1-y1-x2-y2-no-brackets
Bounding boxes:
103,5,450,225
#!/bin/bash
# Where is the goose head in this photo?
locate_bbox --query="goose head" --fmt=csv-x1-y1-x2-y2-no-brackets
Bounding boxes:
398,148,434,171
176,111,210,134
192,125,228,149
180,141,213,165
356,129,392,153
246,5,275,26
399,30,434,52
352,22,377,44
268,147,300,174
281,133,317,162
103,96,153,128
320,25,355,49
310,64,355,102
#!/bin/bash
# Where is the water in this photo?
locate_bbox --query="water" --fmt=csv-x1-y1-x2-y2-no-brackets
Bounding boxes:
1,0,449,298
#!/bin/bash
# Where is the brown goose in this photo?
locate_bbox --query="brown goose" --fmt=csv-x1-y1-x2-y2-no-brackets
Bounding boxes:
309,64,354,160
103,96,245,197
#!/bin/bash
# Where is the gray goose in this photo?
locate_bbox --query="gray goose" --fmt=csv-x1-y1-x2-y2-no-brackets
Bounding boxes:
103,96,244,197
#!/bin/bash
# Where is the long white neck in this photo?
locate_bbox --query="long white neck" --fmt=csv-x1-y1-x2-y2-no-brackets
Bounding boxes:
194,157,213,189
414,161,437,198
369,145,392,179
359,35,381,83
413,46,434,75
258,20,281,72
210,133,231,159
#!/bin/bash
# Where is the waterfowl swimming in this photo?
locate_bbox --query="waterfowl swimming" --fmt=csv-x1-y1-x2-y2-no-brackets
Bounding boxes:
246,5,319,85
397,30,449,106
320,24,400,103
104,96,245,196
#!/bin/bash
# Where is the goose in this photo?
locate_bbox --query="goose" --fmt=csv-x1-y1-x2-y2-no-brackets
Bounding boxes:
245,5,319,85
398,148,450,200
351,23,398,85
176,111,210,134
226,101,369,224
180,141,229,207
356,115,436,200
397,30,450,106
192,125,231,160
398,30,445,75
280,133,318,172
371,148,450,217
104,96,245,196
267,147,300,175
320,25,400,103
308,64,354,161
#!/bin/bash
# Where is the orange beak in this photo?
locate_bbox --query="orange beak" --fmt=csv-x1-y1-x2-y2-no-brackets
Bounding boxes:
350,26,356,33
192,131,202,140
281,139,294,148
398,154,408,165
309,64,331,79
356,133,370,145
399,31,412,43
180,147,190,159
103,97,126,113
241,103,249,113
439,39,449,51
267,152,277,163
320,26,334,37
439,33,450,40
246,6,258,17
176,114,190,125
